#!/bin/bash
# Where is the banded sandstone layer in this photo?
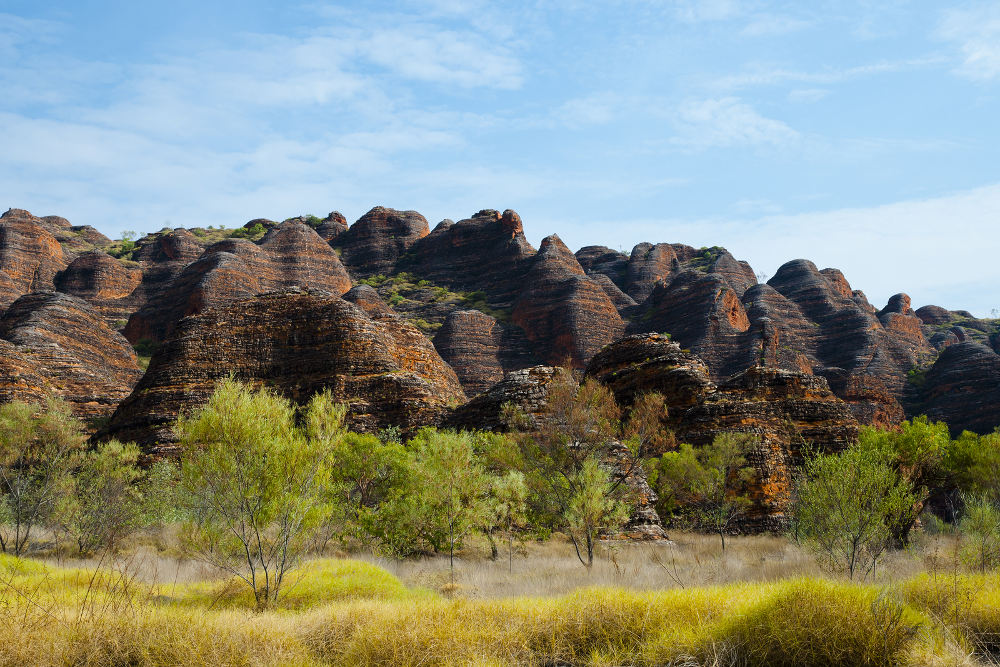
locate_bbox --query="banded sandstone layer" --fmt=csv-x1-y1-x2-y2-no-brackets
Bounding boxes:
1,205,999,437
102,289,465,456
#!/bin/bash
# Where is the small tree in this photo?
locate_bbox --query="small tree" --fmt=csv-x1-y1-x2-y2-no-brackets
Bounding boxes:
795,444,919,580
177,379,343,609
58,439,144,555
487,470,529,572
375,429,490,577
648,433,757,551
0,398,86,555
565,457,631,567
505,370,649,567
959,493,1000,573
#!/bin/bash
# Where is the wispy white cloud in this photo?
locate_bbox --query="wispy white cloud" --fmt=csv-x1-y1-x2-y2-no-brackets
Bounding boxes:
786,88,829,103
710,57,944,91
938,3,1000,80
671,97,799,149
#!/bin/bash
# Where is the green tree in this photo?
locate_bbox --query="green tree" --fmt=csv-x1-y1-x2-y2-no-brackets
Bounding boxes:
565,457,631,567
648,433,757,551
795,444,919,580
486,470,529,572
375,429,490,578
958,493,1000,573
176,379,343,608
0,398,86,555
58,439,144,555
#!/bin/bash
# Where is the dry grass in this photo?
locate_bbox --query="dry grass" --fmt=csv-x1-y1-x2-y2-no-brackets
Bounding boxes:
368,531,936,599
0,532,996,665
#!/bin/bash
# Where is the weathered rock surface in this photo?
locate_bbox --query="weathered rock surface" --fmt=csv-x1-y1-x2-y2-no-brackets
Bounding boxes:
918,342,1000,435
55,251,144,329
433,309,541,396
511,235,624,368
585,335,859,530
103,289,466,454
0,292,141,421
0,209,68,309
332,206,429,278
398,209,536,307
123,220,352,342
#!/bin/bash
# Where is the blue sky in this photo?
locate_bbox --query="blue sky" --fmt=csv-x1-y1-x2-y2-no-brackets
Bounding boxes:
2,1,999,314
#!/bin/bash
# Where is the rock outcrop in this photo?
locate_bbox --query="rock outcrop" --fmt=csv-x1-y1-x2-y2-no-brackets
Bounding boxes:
432,309,542,396
124,220,352,342
398,209,536,307
918,342,1000,435
585,335,860,531
0,292,141,421
55,251,144,329
331,206,429,278
0,209,68,309
103,289,466,454
511,235,624,368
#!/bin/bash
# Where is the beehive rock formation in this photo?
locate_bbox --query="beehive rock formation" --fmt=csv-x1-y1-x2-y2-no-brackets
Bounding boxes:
332,206,429,278
124,220,352,342
103,289,466,455
0,209,68,309
0,292,141,421
917,342,1000,436
511,235,624,368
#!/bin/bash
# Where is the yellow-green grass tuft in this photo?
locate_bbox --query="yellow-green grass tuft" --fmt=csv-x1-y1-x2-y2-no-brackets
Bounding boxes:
163,558,422,611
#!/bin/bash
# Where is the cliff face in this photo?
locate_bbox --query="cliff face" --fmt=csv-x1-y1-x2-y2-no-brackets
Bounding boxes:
103,289,466,455
332,206,429,278
584,334,859,531
918,342,1000,435
0,292,141,421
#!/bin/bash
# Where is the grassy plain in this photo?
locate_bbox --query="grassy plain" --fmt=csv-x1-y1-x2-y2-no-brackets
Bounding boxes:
1,533,997,666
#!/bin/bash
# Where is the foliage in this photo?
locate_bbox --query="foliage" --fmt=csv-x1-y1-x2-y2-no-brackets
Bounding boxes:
0,398,87,555
484,470,529,571
57,439,145,554
648,433,757,550
564,458,630,566
958,493,1000,572
373,429,491,570
505,370,645,566
228,222,267,240
176,379,345,608
795,444,919,580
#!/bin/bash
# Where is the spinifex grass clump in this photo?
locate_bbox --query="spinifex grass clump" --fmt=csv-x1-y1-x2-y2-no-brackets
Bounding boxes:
0,553,989,666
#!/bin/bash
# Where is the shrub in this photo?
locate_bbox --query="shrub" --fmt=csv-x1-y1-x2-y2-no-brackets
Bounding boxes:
795,444,919,580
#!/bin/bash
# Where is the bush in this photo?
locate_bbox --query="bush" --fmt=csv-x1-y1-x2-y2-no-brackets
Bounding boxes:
795,444,919,580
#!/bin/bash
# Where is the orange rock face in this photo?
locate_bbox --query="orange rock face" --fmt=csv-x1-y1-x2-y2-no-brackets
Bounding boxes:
0,292,141,422
124,220,352,342
0,209,68,309
585,334,859,531
332,206,429,278
103,289,466,455
512,235,624,368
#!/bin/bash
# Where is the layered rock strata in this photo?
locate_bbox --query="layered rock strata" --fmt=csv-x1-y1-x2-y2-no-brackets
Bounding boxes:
124,220,352,342
0,292,142,421
103,289,466,455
